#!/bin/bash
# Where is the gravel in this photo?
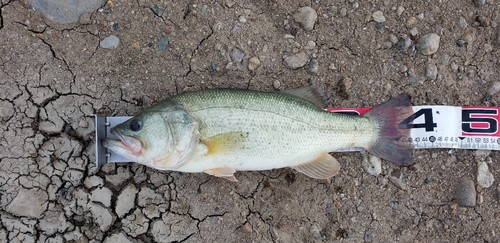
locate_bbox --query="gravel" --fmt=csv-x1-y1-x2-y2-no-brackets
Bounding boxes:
248,56,261,71
454,178,476,207
418,33,440,55
100,35,120,49
283,52,309,70
308,58,319,75
477,162,494,188
362,153,382,176
293,7,317,30
30,0,106,24
426,63,438,80
372,10,386,23
230,47,246,63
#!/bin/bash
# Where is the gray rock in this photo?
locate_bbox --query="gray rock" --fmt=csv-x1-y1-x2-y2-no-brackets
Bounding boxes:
157,36,169,51
283,52,309,70
308,58,319,75
473,0,485,6
454,178,476,207
372,10,386,23
30,0,106,24
293,7,317,30
426,63,438,80
115,184,138,218
362,153,381,176
100,35,120,49
418,33,440,55
248,56,261,71
477,161,494,188
388,169,408,190
230,47,246,63
6,188,48,218
459,17,468,29
396,6,404,16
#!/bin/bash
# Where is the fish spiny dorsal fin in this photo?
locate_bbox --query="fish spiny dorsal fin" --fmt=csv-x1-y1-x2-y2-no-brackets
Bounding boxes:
201,132,248,155
281,86,328,108
204,167,238,182
292,153,340,179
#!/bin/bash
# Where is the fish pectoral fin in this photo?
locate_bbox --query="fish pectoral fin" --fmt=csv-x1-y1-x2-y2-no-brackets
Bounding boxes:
281,86,328,108
204,167,238,182
292,153,340,179
201,132,247,155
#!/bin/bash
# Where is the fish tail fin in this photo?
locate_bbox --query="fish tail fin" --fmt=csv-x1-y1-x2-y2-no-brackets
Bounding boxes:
364,94,414,166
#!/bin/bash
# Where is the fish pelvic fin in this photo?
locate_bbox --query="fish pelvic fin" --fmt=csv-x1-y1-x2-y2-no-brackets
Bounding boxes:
204,167,238,182
201,132,248,156
364,94,414,166
292,153,340,179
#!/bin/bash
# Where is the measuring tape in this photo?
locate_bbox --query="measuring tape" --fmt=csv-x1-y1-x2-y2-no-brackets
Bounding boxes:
95,105,500,166
328,106,500,150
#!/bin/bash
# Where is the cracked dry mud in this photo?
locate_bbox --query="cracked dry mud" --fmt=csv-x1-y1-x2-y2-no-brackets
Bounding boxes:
1,0,499,242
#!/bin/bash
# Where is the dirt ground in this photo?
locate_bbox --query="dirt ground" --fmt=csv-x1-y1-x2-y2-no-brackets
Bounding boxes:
1,0,499,242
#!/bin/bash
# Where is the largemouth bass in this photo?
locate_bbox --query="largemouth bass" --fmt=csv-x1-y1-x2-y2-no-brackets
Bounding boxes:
103,87,413,181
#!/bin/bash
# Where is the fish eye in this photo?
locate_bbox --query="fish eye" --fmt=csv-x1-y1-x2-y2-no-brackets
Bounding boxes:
129,119,142,132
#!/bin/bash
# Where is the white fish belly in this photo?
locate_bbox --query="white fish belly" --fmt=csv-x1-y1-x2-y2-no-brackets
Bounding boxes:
176,108,377,173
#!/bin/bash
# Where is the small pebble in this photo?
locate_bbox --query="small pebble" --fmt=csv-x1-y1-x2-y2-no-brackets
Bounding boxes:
473,0,485,6
388,169,408,190
396,6,404,16
273,80,281,89
238,15,247,23
157,36,169,51
247,56,261,71
461,30,475,44
426,63,438,80
352,2,359,9
484,43,492,52
375,22,384,30
240,223,252,233
284,34,295,39
304,40,316,50
328,63,336,70
416,13,424,20
293,6,317,30
399,65,408,73
406,17,417,27
100,35,120,49
454,178,476,207
477,15,490,27
487,82,500,96
410,27,418,37
340,8,347,17
308,58,319,75
230,47,246,63
418,33,440,55
389,34,398,44
283,52,309,70
79,12,92,25
362,153,381,176
459,17,468,29
477,162,494,188
451,63,459,72
372,10,386,23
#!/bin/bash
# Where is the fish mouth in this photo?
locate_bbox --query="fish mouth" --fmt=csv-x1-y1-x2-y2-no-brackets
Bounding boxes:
102,128,143,156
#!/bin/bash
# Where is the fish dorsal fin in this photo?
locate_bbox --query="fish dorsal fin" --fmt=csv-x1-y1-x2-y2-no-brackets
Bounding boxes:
204,167,238,182
292,153,340,179
201,132,248,155
281,86,328,107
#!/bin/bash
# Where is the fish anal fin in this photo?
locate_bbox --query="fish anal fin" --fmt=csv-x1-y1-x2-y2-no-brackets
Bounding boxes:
281,86,328,107
292,153,340,179
204,167,238,182
201,132,247,155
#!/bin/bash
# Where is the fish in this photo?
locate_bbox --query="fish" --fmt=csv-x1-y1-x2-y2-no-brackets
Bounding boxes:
102,86,413,182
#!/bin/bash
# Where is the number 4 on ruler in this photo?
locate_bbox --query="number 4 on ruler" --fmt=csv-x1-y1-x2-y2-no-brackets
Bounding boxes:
399,108,438,132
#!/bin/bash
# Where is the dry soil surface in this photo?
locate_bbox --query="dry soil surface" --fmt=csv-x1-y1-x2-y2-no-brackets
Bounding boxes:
1,0,500,242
